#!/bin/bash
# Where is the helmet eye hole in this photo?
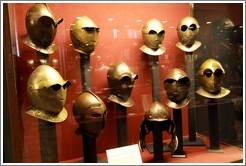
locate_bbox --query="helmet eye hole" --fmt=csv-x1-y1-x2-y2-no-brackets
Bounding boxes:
181,25,188,31
189,24,197,31
164,79,175,84
148,30,157,35
203,69,213,78
63,81,71,89
214,69,223,77
159,30,165,35
50,84,62,91
49,81,71,91
82,27,99,33
178,77,190,85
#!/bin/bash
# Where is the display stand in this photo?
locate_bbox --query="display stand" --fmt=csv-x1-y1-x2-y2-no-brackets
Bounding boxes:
183,52,205,146
172,109,186,158
206,99,223,152
148,56,164,162
79,53,98,163
36,51,58,162
116,104,128,147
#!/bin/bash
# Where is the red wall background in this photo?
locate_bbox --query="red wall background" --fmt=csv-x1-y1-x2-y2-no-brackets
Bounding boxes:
11,3,190,162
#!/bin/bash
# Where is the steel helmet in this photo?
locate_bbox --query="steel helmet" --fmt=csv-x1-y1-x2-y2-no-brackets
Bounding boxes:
21,3,63,54
176,16,201,52
73,90,107,137
26,65,70,123
70,16,99,55
164,68,191,109
107,61,138,107
196,58,230,98
140,18,166,56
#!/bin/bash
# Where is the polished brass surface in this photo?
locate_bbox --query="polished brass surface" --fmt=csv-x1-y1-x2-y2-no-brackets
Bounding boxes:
73,90,107,137
107,61,138,107
70,16,99,55
176,16,201,52
164,68,191,109
21,3,63,54
144,101,170,121
196,58,230,98
139,101,178,153
26,65,70,122
140,18,166,56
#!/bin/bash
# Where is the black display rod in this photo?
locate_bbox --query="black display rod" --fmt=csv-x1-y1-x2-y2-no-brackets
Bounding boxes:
183,52,205,146
207,99,222,152
37,51,58,162
150,56,164,162
172,109,186,158
116,104,128,147
80,53,97,162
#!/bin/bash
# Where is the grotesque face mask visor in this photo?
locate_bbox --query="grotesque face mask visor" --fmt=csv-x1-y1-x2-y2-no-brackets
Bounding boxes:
33,80,71,113
177,16,200,48
199,68,224,93
164,76,190,103
143,29,165,50
177,23,199,47
70,16,99,55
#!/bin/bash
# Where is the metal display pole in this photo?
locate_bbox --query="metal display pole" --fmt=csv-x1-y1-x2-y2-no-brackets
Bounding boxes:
183,52,205,146
206,99,223,152
149,56,164,162
79,53,97,163
36,51,58,162
116,104,128,147
172,109,186,158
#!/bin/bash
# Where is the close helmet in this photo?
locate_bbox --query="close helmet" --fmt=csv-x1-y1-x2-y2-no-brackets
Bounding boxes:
140,18,166,56
196,58,230,98
21,3,63,54
70,16,100,55
211,18,235,41
73,90,107,137
26,65,70,123
107,61,138,107
176,16,201,52
163,68,191,109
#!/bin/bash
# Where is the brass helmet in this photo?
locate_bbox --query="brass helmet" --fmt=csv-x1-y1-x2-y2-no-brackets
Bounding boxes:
196,58,230,98
26,65,71,123
107,61,138,107
73,90,107,137
140,18,166,56
70,16,100,55
163,68,191,109
144,101,170,121
139,101,178,152
21,3,63,54
176,16,201,52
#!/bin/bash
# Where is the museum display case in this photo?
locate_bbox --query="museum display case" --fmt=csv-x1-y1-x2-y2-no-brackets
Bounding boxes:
2,2,244,164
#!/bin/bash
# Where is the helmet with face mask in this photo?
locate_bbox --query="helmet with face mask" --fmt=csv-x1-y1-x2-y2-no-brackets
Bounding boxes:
73,90,107,137
26,65,71,123
176,16,201,52
107,61,138,107
139,101,178,153
70,16,100,55
21,3,63,54
164,68,191,109
211,18,235,42
140,18,166,56
196,58,230,98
